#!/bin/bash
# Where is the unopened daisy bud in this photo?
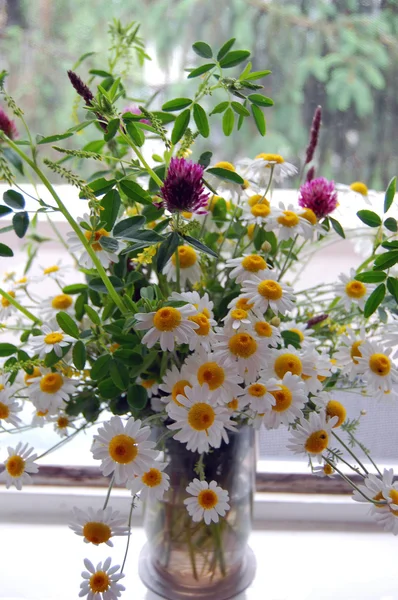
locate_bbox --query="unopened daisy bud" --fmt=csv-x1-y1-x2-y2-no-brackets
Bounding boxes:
360,409,367,416
307,313,328,328
261,241,272,253
305,105,322,165
270,316,280,327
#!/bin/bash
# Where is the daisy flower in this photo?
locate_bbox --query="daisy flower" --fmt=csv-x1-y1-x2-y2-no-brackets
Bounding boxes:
280,320,315,347
31,408,50,427
41,262,70,283
28,369,77,414
241,199,271,227
356,341,398,395
311,391,347,428
12,275,37,290
163,245,202,287
137,377,159,398
238,378,277,412
184,479,230,525
287,410,338,464
335,269,374,311
0,289,20,321
241,270,295,315
336,181,377,206
226,254,269,284
126,462,170,501
253,319,281,347
79,557,125,599
261,372,307,429
30,323,74,358
300,347,332,394
40,294,74,321
185,347,244,403
70,506,129,546
298,208,325,238
313,463,335,478
186,310,217,351
225,395,249,416
0,442,39,490
159,364,194,409
134,304,198,352
0,390,22,427
92,416,158,484
267,203,311,241
170,290,214,319
260,345,309,381
247,153,297,185
222,307,253,334
352,469,392,508
333,327,367,379
52,412,76,437
67,213,122,269
212,330,269,383
167,384,237,453
227,295,263,320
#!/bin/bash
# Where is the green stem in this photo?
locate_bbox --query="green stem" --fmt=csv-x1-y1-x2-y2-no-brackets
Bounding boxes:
35,424,86,460
121,497,136,573
331,430,369,476
102,474,115,510
322,455,385,505
346,432,383,477
0,288,42,324
175,214,181,292
326,447,365,478
186,522,199,580
278,234,298,281
211,522,226,577
119,130,163,187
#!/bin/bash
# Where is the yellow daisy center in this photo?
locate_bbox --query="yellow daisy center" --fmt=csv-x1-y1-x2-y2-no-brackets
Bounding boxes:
108,434,138,464
258,280,283,300
277,211,299,228
6,455,25,477
0,384,4,391
43,265,60,275
1,290,15,308
189,313,211,336
140,378,156,390
84,228,109,252
187,402,215,431
89,571,110,593
16,277,27,284
44,332,64,345
248,194,270,207
350,181,368,196
172,380,192,405
323,464,334,475
241,254,267,272
197,488,219,509
289,328,305,342
345,280,366,299
230,308,248,320
227,398,239,411
0,401,10,419
228,333,257,358
326,400,347,428
142,468,163,488
236,297,254,311
305,430,329,454
57,416,69,429
256,153,284,164
350,341,363,364
373,491,386,508
153,307,182,331
251,204,271,218
270,385,293,412
197,362,225,390
83,521,112,545
51,294,73,310
171,245,197,268
300,208,317,225
389,489,398,505
248,383,267,397
254,321,273,337
214,161,235,171
40,373,64,394
36,409,49,417
369,353,391,376
274,353,302,378
182,211,192,219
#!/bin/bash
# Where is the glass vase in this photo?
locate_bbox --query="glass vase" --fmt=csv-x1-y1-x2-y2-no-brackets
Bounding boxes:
138,425,256,599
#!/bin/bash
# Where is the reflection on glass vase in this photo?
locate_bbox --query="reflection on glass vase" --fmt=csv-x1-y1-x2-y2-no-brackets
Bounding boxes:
139,425,256,600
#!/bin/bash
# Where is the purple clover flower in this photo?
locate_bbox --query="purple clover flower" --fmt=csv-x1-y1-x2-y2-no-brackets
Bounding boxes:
0,107,18,139
158,157,210,214
298,177,338,219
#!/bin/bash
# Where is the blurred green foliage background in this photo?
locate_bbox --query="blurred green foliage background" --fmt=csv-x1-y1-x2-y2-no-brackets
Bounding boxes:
0,0,397,188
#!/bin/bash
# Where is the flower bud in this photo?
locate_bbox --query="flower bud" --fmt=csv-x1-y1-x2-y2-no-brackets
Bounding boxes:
261,241,272,253
270,316,280,327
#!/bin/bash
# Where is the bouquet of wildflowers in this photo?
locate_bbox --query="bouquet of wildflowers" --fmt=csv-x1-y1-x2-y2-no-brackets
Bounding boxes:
0,21,397,598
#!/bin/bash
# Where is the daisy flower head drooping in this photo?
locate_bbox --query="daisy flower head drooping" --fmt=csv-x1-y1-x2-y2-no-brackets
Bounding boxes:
287,410,338,464
336,181,376,206
163,245,202,287
226,253,269,284
136,377,159,398
253,319,282,347
0,442,39,490
40,293,74,321
167,384,237,453
222,307,253,334
170,290,214,319
300,347,332,394
0,388,22,427
52,412,76,437
41,262,69,283
79,557,125,600
185,308,217,352
184,479,230,525
241,270,295,316
298,177,338,219
134,303,198,352
30,322,74,358
356,341,398,397
335,269,374,311
126,461,170,501
91,416,158,484
312,391,347,428
159,363,194,410
28,368,77,414
0,289,19,321
157,157,210,214
213,330,269,383
333,327,367,379
67,213,122,269
248,153,297,185
69,506,129,546
351,469,398,534
261,372,307,430
268,203,312,241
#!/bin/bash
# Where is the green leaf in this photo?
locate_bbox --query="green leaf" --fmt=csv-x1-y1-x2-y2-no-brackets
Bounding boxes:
120,229,163,246
80,177,116,198
127,384,148,410
219,50,250,69
222,107,234,137
210,102,229,115
0,205,12,217
84,304,101,326
56,311,80,339
36,132,74,145
357,210,382,228
251,105,266,136
0,343,17,357
384,176,396,214
99,189,121,232
12,211,29,238
73,340,86,370
88,276,124,293
98,378,120,400
243,70,272,81
72,51,96,70
206,167,244,185
171,109,191,145
192,41,213,59
217,38,236,61
329,217,345,239
156,231,180,273
248,94,274,107
198,151,213,168
103,118,120,142
125,121,145,147
62,284,88,294
113,216,146,238
188,63,215,79
355,271,386,283
91,354,111,380
3,190,25,210
119,180,152,205
162,98,192,112
98,236,119,253
364,284,386,318
384,217,397,233
281,330,301,349
231,102,250,117
0,242,13,257
387,277,398,303
75,292,88,321
193,104,210,138
373,251,398,271
109,359,130,391
183,234,218,258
